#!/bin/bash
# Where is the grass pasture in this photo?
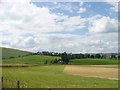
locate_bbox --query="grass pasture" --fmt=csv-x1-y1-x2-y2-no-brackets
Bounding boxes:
69,58,119,65
2,65,118,88
2,55,60,64
2,47,32,59
2,51,119,88
2,56,118,65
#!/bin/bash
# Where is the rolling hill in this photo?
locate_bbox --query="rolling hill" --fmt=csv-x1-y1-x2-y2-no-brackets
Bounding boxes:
3,55,60,64
1,47,33,59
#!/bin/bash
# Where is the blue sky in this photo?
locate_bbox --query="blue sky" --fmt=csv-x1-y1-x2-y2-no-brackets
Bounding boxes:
33,2,117,18
31,2,118,35
0,1,118,53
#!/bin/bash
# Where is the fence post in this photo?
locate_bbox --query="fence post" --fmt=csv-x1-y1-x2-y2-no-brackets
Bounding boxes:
1,77,3,89
17,81,20,89
1,77,3,83
48,88,51,90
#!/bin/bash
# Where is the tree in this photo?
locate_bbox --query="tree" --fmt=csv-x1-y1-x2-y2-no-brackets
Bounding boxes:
101,54,106,59
111,54,116,59
118,54,120,60
10,56,14,59
90,55,94,58
79,53,84,59
95,54,101,58
84,54,90,58
53,59,58,63
61,52,69,64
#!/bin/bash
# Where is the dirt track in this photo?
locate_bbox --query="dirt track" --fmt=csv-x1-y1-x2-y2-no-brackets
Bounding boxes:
64,65,119,80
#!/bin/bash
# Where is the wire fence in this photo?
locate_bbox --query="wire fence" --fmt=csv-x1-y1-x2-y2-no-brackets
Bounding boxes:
1,77,52,90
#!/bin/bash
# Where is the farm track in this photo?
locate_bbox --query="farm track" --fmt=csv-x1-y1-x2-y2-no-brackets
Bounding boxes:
64,65,119,80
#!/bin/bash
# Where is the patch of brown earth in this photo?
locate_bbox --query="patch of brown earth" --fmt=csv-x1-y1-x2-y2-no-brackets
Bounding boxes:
64,65,118,80
0,63,38,67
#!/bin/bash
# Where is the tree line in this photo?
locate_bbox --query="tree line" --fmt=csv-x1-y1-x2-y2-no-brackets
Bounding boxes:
35,51,119,60
41,52,119,65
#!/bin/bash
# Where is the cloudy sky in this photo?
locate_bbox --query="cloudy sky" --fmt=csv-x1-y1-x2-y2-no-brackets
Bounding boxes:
0,0,118,53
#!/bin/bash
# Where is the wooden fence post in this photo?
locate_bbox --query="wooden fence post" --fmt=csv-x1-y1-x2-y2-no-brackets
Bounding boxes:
1,77,3,83
48,88,51,90
17,81,20,89
1,77,3,89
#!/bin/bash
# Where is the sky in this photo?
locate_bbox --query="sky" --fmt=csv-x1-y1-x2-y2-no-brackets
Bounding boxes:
0,0,118,53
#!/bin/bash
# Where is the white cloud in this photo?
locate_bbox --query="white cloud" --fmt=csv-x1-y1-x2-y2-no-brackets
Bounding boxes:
110,3,118,12
61,16,86,32
1,31,118,53
79,1,84,6
77,8,86,13
53,2,57,5
49,2,75,13
88,16,117,33
109,2,118,12
0,0,64,34
0,1,118,53
104,1,118,12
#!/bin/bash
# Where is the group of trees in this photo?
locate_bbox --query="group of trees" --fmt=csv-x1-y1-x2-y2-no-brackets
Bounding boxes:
34,51,119,60
36,51,119,65
44,52,70,65
34,51,60,56
44,52,118,65
61,52,69,64
65,53,118,60
44,59,65,65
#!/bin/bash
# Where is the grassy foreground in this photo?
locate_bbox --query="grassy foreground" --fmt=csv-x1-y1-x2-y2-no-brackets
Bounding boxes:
2,55,119,88
2,65,118,88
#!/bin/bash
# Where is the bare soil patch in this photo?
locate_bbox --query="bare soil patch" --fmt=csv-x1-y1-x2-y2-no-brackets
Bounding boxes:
0,63,38,67
64,65,118,80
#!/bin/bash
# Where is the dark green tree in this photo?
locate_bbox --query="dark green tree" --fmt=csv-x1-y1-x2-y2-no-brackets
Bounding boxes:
118,54,120,60
84,54,90,58
79,53,84,59
95,54,101,58
61,52,69,64
101,54,106,59
111,54,116,59
90,55,94,58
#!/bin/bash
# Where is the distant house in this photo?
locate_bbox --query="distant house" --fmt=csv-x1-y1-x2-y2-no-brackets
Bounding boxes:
57,59,65,64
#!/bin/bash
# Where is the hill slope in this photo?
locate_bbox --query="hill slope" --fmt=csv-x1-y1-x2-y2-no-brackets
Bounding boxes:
1,47,33,59
3,55,60,64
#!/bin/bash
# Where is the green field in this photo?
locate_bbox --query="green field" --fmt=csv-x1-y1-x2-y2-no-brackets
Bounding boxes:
1,47,119,88
69,59,119,65
2,55,60,64
1,47,32,59
2,55,119,88
2,55,118,65
2,65,118,88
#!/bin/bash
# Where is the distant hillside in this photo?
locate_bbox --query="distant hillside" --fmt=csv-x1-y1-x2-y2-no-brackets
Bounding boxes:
1,47,33,59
